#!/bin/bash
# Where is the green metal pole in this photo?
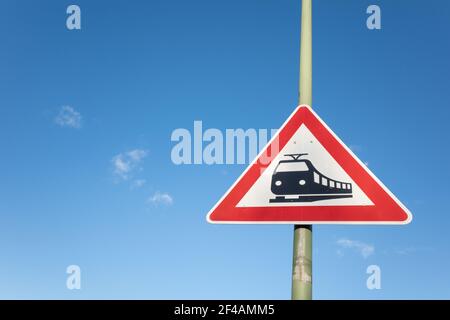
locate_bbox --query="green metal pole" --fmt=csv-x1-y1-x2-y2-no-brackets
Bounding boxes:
291,0,312,300
299,0,312,106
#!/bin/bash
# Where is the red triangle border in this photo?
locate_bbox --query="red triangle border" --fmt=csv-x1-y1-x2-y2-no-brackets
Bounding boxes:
207,105,412,224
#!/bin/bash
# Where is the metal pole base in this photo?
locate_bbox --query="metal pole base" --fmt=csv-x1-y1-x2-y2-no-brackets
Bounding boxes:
291,225,312,300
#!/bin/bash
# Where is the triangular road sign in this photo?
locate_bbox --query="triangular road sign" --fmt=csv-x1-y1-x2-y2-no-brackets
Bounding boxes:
207,105,412,224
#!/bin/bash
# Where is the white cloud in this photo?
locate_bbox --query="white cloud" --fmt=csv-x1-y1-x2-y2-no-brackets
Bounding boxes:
55,106,82,128
336,238,374,258
127,149,147,162
147,192,173,206
112,149,148,181
131,179,146,189
393,246,434,256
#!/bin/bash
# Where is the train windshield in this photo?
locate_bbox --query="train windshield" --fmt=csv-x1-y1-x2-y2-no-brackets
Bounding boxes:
275,161,309,172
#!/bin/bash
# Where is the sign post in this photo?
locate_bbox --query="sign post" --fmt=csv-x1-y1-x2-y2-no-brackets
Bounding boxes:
292,0,313,301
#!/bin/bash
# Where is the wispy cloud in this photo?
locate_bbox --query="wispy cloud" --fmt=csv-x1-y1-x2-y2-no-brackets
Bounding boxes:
392,246,434,256
55,106,82,128
147,192,173,206
336,238,374,258
131,179,146,189
111,149,148,181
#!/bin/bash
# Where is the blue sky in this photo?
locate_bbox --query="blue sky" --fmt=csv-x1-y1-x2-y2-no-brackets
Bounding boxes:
0,0,449,299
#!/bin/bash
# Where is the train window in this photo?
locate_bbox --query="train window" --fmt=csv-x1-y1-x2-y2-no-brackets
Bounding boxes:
275,161,309,172
336,182,341,188
314,172,320,184
330,181,335,188
321,177,328,186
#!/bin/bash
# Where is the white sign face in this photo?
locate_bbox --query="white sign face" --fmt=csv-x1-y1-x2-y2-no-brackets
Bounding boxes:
237,124,373,207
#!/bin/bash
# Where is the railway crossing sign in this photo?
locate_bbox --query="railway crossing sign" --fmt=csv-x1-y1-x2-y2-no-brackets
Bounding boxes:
206,105,412,224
